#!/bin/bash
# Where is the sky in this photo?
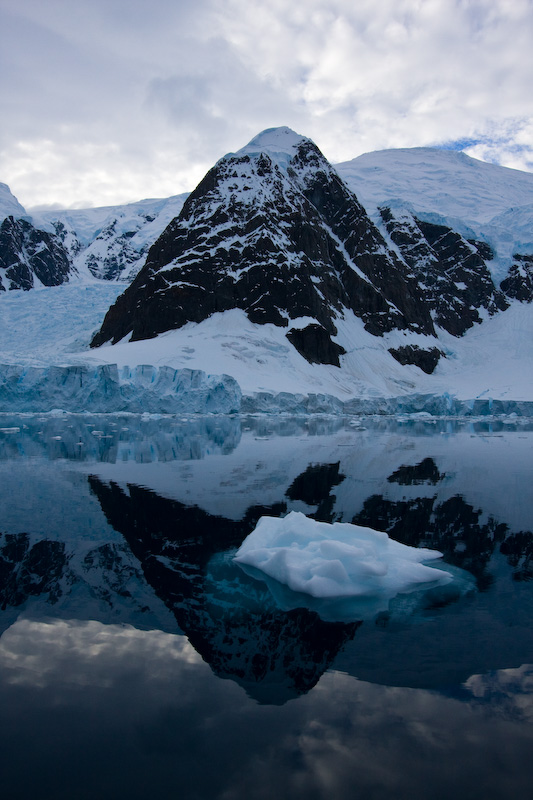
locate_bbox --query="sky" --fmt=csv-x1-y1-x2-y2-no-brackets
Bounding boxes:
1,0,533,211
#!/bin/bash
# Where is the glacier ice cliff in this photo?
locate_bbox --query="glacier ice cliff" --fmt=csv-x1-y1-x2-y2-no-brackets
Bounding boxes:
1,361,533,416
241,390,533,417
0,364,241,414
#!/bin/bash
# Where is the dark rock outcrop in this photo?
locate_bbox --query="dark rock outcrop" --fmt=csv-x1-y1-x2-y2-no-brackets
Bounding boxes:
286,324,346,366
388,344,444,374
500,254,533,302
0,216,72,290
387,457,444,486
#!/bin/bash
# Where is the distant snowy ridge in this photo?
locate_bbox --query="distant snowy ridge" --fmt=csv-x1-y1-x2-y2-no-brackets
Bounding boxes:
336,147,533,224
0,185,189,290
336,147,533,284
0,182,27,221
36,193,188,281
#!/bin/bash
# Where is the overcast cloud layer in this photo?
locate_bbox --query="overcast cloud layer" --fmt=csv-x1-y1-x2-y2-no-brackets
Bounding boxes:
1,0,532,210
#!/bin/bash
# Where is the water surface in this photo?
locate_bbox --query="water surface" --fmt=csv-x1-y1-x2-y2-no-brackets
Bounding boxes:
1,414,532,799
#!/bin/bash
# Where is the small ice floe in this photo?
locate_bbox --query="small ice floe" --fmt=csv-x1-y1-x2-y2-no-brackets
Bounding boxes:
0,427,20,434
234,511,473,621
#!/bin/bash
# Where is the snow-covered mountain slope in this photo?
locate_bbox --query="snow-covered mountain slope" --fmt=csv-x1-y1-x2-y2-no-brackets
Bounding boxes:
83,299,533,409
0,182,27,221
336,147,533,286
36,193,188,281
0,262,532,414
336,147,533,224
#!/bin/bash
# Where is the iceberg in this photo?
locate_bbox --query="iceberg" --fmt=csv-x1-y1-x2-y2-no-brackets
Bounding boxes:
234,511,465,621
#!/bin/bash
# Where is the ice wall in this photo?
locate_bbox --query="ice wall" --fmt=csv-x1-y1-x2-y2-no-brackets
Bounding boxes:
242,390,533,417
0,364,242,414
1,362,532,416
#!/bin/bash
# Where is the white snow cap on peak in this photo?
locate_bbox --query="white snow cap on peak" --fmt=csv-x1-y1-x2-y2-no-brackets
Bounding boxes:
233,126,310,169
0,182,27,222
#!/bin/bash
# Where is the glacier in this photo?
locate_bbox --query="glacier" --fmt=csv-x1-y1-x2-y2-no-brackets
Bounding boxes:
1,283,533,415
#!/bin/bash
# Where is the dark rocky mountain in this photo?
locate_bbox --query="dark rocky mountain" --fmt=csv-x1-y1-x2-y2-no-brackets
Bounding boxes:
3,130,532,382
90,127,531,373
90,128,439,366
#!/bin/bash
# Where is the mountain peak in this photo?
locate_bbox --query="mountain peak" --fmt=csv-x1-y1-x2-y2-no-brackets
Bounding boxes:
233,126,310,169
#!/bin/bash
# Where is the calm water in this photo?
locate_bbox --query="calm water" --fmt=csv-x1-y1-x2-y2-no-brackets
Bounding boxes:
1,414,533,800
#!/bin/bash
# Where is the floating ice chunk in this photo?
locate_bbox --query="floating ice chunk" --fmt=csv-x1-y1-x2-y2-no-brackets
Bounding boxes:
234,512,459,620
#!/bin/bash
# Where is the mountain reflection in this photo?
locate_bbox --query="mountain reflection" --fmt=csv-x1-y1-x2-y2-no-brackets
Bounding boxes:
286,461,345,521
1,419,533,698
387,456,444,485
354,491,510,586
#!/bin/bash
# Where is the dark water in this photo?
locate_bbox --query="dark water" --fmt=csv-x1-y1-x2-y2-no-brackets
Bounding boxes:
1,414,533,800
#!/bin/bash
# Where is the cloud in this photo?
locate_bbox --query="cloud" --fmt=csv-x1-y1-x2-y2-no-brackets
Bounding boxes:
218,0,533,158
463,119,533,173
1,0,532,208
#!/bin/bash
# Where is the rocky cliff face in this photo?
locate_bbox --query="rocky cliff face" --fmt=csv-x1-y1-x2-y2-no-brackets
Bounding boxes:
0,215,72,291
500,254,533,303
379,206,509,336
90,128,436,365
0,184,189,290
